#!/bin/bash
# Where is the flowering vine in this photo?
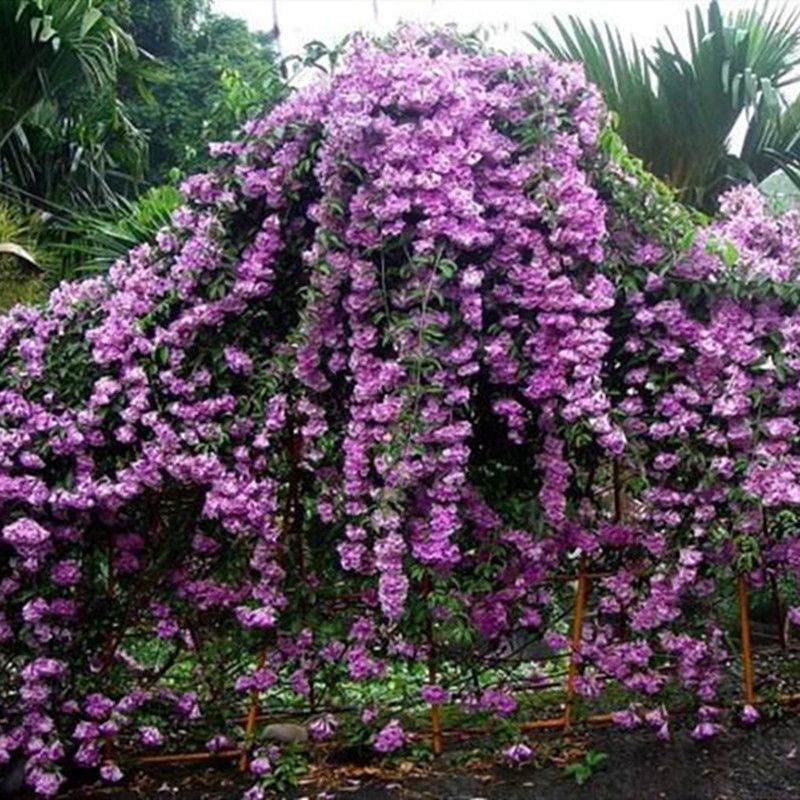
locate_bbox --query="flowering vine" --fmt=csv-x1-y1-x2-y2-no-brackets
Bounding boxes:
1,27,800,797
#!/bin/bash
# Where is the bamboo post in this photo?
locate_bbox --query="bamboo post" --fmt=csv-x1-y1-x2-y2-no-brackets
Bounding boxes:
421,575,443,756
140,749,241,765
427,619,443,756
239,644,267,771
564,557,589,733
737,574,756,706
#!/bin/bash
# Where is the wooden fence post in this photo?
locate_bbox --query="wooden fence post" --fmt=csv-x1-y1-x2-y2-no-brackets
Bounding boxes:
564,557,589,733
239,645,267,771
737,574,755,706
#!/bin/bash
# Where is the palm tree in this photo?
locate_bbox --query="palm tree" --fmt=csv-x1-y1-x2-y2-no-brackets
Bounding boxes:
0,0,146,209
527,1,800,211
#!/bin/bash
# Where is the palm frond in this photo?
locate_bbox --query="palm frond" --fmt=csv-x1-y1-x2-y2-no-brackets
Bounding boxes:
52,183,180,278
0,0,145,210
528,0,800,210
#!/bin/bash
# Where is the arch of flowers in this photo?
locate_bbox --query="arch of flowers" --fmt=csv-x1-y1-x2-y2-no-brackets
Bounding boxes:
2,27,800,798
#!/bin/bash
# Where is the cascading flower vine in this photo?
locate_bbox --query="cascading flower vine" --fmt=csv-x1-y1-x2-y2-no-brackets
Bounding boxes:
1,26,800,797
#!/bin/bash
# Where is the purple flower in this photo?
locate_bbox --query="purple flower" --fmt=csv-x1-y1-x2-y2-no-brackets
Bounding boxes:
83,695,114,721
2,518,50,559
690,722,722,741
740,705,759,725
502,742,534,764
138,726,163,747
308,714,338,742
249,756,272,776
74,742,100,768
50,560,81,586
544,631,570,651
223,346,253,375
22,658,65,681
206,735,232,753
479,688,517,718
99,761,123,783
420,684,449,705
173,692,201,720
611,705,642,731
289,669,310,696
373,720,405,754
156,619,180,639
26,769,62,797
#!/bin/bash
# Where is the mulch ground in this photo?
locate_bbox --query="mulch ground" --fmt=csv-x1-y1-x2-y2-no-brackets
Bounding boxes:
56,712,800,800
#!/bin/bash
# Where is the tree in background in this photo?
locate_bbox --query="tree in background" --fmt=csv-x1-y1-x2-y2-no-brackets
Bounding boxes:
528,0,800,211
50,4,287,283
114,0,210,58
53,3,286,280
117,1,285,183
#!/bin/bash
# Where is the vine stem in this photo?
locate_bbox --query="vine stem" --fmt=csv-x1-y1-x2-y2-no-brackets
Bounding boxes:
240,419,304,771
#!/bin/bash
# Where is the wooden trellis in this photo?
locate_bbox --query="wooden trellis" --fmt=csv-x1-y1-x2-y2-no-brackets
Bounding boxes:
131,460,799,768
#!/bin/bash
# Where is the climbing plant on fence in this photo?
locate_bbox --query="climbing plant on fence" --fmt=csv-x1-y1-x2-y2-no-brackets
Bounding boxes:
2,26,800,798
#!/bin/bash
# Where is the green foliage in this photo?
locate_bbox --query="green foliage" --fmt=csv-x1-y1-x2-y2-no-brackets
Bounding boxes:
127,13,285,183
596,125,704,271
528,1,800,211
563,749,609,786
257,746,309,796
0,0,286,282
113,0,210,58
0,251,42,311
0,0,147,208
54,183,180,278
0,0,136,134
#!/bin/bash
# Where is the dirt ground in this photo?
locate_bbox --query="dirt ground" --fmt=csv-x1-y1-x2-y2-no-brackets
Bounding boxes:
55,712,800,800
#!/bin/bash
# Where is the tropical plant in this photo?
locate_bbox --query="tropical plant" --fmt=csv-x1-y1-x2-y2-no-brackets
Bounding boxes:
0,0,286,290
53,183,180,279
0,0,147,209
527,0,800,210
